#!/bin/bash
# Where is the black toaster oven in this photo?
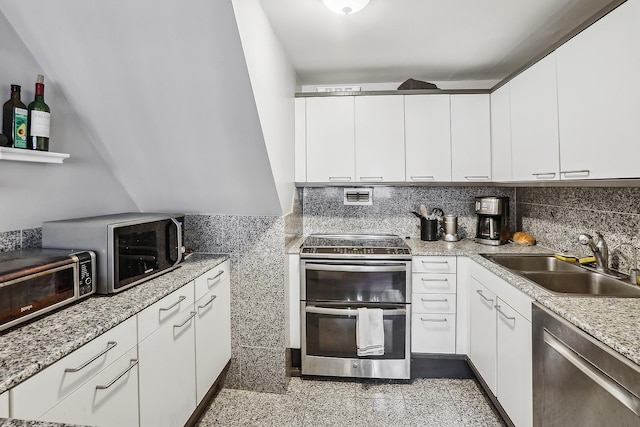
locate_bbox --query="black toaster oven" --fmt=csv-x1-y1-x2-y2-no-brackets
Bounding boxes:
0,249,96,332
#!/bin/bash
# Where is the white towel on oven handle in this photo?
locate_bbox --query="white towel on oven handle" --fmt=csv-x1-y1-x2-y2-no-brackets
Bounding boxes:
356,307,384,356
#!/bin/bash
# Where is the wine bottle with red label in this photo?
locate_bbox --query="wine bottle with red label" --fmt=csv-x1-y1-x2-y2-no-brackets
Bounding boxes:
27,74,50,151
2,84,28,149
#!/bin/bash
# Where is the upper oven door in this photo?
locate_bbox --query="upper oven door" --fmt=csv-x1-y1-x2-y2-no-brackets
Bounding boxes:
112,218,182,290
301,260,411,303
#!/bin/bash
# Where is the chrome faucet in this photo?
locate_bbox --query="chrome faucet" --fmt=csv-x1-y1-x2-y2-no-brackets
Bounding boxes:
578,232,609,272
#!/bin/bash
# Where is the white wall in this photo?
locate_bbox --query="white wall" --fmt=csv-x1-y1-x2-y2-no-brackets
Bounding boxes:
0,0,283,216
232,0,298,214
0,10,137,232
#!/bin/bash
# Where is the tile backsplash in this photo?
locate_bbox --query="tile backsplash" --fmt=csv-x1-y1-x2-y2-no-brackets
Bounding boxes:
0,228,42,252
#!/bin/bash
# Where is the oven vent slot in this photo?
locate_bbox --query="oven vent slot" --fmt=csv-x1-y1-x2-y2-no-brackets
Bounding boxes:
344,188,373,205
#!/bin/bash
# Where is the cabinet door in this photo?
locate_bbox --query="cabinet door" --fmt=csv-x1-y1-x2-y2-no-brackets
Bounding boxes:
405,95,452,182
411,313,456,354
469,278,497,394
138,306,197,427
11,316,137,421
355,95,405,182
0,391,8,418
556,0,640,179
450,94,491,182
496,299,533,427
294,98,306,182
490,84,512,181
194,265,231,404
306,97,355,183
510,53,560,181
40,347,139,427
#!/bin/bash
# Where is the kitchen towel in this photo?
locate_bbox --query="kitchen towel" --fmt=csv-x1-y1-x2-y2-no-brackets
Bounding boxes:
356,307,385,356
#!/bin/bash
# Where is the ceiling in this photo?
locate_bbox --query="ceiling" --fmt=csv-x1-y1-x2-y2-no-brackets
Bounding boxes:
257,0,618,88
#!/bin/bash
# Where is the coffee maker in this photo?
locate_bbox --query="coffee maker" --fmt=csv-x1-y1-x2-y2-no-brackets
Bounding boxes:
474,196,510,245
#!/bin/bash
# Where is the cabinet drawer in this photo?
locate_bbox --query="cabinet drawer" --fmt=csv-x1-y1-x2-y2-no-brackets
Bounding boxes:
194,260,230,301
11,316,137,421
413,294,456,314
411,313,456,354
40,347,139,427
412,273,456,293
413,256,456,274
137,281,195,342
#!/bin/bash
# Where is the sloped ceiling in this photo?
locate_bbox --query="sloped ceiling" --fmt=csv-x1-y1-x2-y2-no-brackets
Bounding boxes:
0,0,284,216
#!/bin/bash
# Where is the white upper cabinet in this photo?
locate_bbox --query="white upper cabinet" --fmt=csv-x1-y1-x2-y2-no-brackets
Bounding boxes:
510,53,560,181
490,84,512,182
294,98,307,182
354,95,405,182
556,0,640,180
450,94,491,182
405,95,452,182
305,97,355,183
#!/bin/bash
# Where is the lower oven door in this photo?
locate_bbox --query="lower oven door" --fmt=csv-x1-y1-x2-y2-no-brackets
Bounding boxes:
301,302,411,379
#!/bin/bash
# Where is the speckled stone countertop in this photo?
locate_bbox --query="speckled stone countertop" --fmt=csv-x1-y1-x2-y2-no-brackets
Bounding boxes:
288,235,640,367
0,253,228,396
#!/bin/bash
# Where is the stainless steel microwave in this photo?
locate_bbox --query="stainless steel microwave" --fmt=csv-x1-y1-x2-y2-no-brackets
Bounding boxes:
42,212,185,294
0,249,96,332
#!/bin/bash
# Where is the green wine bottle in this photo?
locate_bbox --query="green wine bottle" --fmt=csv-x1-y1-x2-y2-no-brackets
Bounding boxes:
27,75,50,151
2,84,28,148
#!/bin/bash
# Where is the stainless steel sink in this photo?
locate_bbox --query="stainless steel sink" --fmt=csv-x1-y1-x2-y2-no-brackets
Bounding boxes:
481,254,640,297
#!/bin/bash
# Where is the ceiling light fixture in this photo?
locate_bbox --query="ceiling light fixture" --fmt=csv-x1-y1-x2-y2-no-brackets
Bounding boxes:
322,0,370,15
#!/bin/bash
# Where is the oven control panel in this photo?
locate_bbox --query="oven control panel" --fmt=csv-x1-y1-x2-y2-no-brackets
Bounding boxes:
301,247,411,255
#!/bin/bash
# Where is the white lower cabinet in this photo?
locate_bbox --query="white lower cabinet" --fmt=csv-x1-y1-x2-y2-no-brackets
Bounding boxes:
10,315,138,423
470,261,533,427
0,391,8,418
40,347,139,427
194,261,231,404
138,282,196,427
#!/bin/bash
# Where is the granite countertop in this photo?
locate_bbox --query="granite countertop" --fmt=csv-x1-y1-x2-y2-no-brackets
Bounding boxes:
0,253,228,396
289,235,640,367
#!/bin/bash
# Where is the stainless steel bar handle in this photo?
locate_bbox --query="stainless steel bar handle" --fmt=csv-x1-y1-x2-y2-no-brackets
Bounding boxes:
494,304,515,321
198,295,217,311
544,330,640,416
476,289,494,303
65,341,117,373
305,264,407,273
420,317,447,322
532,172,556,179
464,176,490,181
420,298,449,303
360,176,383,181
328,176,352,182
421,278,449,282
159,295,186,312
305,306,406,316
174,311,196,329
207,270,225,286
561,170,590,178
422,260,449,265
410,176,435,181
95,359,138,390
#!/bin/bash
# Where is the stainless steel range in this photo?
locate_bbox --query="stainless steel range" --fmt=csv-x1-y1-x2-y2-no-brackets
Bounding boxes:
300,234,412,380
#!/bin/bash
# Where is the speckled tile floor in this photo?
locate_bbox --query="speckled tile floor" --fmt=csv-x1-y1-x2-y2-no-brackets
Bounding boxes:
196,377,506,427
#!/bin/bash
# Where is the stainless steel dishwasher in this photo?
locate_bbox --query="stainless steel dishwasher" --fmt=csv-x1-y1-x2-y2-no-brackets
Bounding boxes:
532,303,640,426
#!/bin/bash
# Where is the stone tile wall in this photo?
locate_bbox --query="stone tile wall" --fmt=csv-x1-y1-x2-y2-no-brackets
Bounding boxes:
185,214,287,394
516,186,640,274
0,228,42,252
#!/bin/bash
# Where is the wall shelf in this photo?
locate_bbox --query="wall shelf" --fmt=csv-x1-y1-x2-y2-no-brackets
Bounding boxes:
0,147,70,164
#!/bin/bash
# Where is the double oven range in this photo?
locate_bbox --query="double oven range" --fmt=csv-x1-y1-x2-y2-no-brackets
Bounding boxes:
300,234,412,380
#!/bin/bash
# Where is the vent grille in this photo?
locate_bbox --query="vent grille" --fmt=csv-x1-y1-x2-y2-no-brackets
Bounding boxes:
344,188,373,205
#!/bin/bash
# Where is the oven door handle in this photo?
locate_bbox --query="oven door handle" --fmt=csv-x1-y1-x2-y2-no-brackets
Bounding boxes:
304,264,407,273
305,305,406,316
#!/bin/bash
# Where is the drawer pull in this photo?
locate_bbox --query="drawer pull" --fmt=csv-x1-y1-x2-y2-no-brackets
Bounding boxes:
174,311,196,329
95,359,138,390
159,295,186,312
495,305,515,321
207,270,225,286
476,289,494,303
65,341,117,373
421,278,448,282
421,298,448,303
420,317,447,322
198,295,218,311
422,260,449,265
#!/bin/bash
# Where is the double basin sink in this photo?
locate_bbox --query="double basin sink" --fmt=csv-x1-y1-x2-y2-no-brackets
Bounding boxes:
482,254,640,297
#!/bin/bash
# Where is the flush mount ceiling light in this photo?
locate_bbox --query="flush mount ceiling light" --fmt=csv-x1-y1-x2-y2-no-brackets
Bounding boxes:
323,0,370,15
